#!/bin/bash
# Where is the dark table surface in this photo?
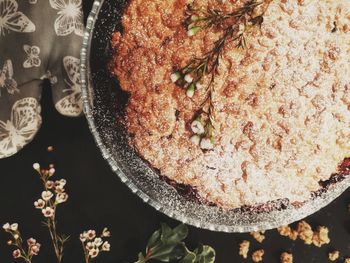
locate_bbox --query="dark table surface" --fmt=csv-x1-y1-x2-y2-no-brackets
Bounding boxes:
1,1,350,263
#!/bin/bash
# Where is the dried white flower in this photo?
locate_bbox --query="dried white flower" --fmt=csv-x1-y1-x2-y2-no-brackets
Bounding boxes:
89,248,100,258
46,180,55,189
27,238,37,246
102,241,111,251
42,191,54,201
10,223,18,231
191,120,205,135
102,228,111,237
12,249,21,259
2,223,10,231
42,207,55,218
87,230,96,240
56,193,68,204
30,243,41,255
33,163,40,171
187,26,201,37
34,199,45,209
190,135,201,146
186,84,195,98
171,72,181,83
93,237,103,247
48,168,55,176
86,242,95,251
80,232,88,242
184,74,194,83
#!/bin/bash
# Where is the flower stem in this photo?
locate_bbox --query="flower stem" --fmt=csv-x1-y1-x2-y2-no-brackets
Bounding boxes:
81,241,90,263
47,218,63,263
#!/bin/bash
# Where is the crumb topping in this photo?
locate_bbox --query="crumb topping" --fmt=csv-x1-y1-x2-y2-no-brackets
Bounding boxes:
252,249,264,262
239,240,250,259
280,252,293,263
277,225,298,241
312,226,330,247
112,0,350,208
329,251,340,261
297,221,313,245
250,231,266,243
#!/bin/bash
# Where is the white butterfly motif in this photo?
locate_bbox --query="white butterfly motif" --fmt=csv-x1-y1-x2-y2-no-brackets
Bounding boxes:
0,59,19,97
23,45,41,68
0,0,36,36
49,0,84,37
0,97,42,159
55,56,82,116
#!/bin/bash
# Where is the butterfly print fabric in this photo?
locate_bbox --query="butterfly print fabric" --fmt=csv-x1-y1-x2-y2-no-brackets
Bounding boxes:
0,0,83,159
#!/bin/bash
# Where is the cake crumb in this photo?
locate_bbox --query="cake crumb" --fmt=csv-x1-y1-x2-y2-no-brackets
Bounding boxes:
252,249,264,262
297,221,314,245
329,251,340,261
250,231,265,243
344,258,350,263
289,229,299,240
278,225,298,240
280,252,293,263
278,225,292,237
312,226,330,247
239,240,250,259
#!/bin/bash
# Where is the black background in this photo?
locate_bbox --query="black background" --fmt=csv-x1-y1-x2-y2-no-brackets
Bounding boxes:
0,1,350,263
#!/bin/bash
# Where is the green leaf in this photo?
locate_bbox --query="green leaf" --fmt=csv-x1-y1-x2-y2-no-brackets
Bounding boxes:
149,243,186,262
134,223,216,263
194,245,215,263
146,229,161,250
160,224,188,245
179,247,197,263
135,224,189,263
135,252,146,263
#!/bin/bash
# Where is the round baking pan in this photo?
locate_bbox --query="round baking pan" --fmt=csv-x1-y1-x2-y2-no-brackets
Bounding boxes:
80,0,350,232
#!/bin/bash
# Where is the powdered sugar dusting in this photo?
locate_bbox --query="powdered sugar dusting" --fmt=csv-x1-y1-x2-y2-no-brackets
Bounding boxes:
110,0,350,209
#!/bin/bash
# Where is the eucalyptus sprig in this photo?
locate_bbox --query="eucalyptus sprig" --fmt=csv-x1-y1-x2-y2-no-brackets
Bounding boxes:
135,223,215,263
171,0,270,149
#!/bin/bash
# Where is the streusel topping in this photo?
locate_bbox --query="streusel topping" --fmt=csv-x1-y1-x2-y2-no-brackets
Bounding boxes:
112,0,350,209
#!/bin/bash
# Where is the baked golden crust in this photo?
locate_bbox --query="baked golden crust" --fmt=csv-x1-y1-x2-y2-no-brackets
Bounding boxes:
111,0,350,209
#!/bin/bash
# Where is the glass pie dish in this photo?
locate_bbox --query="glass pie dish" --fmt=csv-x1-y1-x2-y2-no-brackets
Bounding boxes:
80,0,350,233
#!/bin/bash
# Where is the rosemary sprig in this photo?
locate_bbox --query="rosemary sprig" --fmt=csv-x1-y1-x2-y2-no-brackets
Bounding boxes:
171,0,268,149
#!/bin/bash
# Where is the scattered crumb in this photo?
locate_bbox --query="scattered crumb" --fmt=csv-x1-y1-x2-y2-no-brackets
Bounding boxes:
297,221,314,245
252,249,264,262
47,146,54,152
277,225,298,241
278,225,292,236
250,231,265,243
329,251,340,261
289,229,299,241
312,226,330,247
280,252,293,263
239,240,250,259
344,258,350,263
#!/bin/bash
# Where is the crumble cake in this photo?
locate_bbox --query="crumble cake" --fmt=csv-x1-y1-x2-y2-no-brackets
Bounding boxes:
110,0,350,209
